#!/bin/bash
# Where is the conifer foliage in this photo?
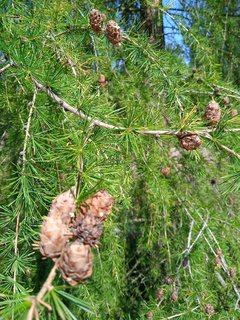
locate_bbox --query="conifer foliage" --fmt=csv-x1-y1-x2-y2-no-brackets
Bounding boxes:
1,1,240,319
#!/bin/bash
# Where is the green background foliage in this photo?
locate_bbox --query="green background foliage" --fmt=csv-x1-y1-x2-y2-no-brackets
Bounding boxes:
0,1,240,319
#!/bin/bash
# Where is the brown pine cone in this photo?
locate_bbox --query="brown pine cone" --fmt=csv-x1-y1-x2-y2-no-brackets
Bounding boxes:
229,267,237,278
98,74,108,87
156,288,164,302
222,96,230,107
58,241,93,286
72,211,103,247
106,20,122,45
204,304,215,316
48,187,76,224
39,216,70,258
161,167,171,177
205,101,221,125
39,188,76,258
179,134,202,151
78,190,113,220
146,311,154,320
231,109,238,117
171,290,178,302
89,9,105,33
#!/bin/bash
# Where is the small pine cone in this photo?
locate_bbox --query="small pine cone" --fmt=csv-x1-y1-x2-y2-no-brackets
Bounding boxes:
161,167,171,177
146,311,153,320
229,267,236,278
58,241,93,286
156,288,164,301
79,190,113,220
192,67,197,73
39,216,70,258
165,276,174,285
222,96,230,107
48,188,76,224
179,134,202,151
204,304,215,316
205,101,221,125
217,249,222,257
98,74,108,87
171,290,178,302
106,20,122,45
89,9,105,32
231,109,238,117
72,211,103,247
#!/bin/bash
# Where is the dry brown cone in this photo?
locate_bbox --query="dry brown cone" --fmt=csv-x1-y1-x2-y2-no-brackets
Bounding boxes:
39,188,76,258
98,74,108,87
222,96,231,107
146,311,154,320
89,9,106,33
205,101,221,125
161,167,171,177
229,267,237,278
204,304,215,316
78,190,114,220
171,290,178,302
165,276,174,285
72,211,103,247
39,216,70,259
48,187,76,223
156,288,164,302
179,134,202,151
231,109,238,117
58,241,93,286
106,20,122,45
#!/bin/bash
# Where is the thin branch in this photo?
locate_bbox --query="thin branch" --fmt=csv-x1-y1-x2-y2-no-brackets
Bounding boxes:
12,88,38,319
31,77,240,136
161,306,199,320
0,63,13,74
22,87,38,165
27,262,58,320
203,133,240,160
182,202,240,311
32,77,125,131
13,209,21,294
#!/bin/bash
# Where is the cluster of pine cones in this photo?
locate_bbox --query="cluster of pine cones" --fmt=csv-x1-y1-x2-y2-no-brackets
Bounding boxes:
89,9,122,45
39,188,114,286
178,100,222,151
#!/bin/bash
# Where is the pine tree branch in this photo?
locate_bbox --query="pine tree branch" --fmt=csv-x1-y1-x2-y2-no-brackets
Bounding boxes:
2,63,240,161
12,88,38,319
161,306,199,320
183,204,240,311
0,63,13,74
202,133,240,160
31,77,125,131
31,77,240,136
27,261,58,320
13,209,21,294
22,87,37,165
